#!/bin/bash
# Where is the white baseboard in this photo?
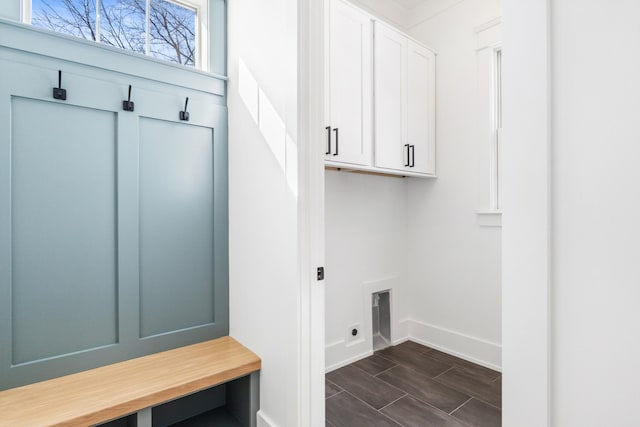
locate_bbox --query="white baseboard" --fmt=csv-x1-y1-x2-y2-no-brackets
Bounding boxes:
408,319,502,371
395,318,410,343
325,339,372,373
257,410,278,427
325,319,502,372
325,318,410,373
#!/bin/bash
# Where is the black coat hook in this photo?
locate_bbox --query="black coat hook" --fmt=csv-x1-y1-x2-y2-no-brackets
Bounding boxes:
53,70,67,100
179,97,190,121
123,85,134,111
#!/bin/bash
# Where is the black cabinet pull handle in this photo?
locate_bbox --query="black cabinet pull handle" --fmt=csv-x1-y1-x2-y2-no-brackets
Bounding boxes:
404,144,410,166
325,126,331,155
410,145,415,167
333,128,339,156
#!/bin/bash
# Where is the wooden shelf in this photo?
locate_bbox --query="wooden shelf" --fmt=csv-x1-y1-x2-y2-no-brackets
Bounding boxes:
0,336,261,427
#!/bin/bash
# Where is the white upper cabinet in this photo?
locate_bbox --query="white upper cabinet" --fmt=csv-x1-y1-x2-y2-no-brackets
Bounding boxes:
325,2,436,177
373,22,407,171
374,22,436,176
407,40,436,175
326,0,373,166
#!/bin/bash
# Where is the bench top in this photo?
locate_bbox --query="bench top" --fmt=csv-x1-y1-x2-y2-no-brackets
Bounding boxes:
0,336,261,427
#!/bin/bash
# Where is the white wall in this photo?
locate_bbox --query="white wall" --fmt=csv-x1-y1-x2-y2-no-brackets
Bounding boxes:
227,1,301,426
406,0,502,369
550,0,640,425
325,171,409,370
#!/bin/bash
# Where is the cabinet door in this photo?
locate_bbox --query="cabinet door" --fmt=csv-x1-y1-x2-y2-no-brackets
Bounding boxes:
373,22,407,171
407,40,436,175
327,0,372,165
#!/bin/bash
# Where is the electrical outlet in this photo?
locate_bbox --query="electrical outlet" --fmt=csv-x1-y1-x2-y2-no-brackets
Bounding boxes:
346,324,361,344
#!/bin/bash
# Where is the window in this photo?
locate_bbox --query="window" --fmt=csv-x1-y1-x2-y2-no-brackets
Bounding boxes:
492,48,503,210
475,18,501,226
23,0,208,69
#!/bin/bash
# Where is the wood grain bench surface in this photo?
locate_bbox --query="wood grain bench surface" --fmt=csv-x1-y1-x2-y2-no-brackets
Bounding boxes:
0,336,261,427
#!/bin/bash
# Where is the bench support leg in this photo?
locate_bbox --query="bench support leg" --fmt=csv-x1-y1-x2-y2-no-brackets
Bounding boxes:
226,371,260,427
249,371,260,427
136,407,152,427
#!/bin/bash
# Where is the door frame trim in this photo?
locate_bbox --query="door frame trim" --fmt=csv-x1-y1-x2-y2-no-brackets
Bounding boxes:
297,0,326,425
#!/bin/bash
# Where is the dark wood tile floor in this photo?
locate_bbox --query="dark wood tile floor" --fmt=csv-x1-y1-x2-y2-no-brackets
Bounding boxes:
325,341,501,427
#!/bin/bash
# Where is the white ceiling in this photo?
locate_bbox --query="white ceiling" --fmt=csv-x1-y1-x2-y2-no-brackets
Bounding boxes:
392,0,427,10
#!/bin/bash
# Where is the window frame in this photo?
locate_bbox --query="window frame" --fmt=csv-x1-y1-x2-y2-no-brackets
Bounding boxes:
491,46,503,211
474,17,502,227
21,0,210,71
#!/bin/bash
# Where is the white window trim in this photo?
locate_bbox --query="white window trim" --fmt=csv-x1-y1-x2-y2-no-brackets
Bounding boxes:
21,0,31,22
475,18,502,227
22,0,209,71
172,0,209,70
491,46,502,212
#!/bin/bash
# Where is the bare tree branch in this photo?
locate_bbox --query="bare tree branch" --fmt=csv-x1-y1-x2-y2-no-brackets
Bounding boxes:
32,0,196,66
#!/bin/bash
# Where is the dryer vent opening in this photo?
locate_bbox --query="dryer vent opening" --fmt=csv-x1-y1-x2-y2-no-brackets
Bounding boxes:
372,290,391,351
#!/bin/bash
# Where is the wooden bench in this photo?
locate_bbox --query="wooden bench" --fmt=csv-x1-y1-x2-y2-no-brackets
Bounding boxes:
0,336,261,427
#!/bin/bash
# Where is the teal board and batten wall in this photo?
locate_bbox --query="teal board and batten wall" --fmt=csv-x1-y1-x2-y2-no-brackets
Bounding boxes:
0,18,229,390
